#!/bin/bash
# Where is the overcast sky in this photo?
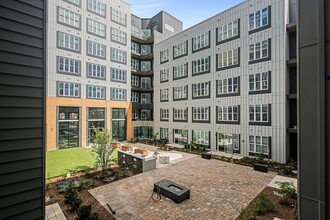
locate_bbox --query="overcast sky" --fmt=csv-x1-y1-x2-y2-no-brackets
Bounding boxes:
125,0,245,29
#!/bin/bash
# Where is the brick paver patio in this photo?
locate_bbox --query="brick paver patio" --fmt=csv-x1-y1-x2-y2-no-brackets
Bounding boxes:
90,157,275,220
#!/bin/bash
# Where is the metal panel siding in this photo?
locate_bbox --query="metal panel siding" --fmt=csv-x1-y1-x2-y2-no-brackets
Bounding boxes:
0,0,45,219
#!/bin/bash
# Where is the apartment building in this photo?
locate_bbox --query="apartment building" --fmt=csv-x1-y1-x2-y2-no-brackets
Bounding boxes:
154,0,297,164
46,0,132,150
130,12,182,139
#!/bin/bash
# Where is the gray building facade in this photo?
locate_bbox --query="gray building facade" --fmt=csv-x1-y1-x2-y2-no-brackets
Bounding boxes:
298,0,330,218
0,0,46,219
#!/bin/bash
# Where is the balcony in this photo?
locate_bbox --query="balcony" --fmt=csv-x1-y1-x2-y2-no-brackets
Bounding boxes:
287,58,297,67
131,52,154,60
132,103,153,110
131,69,154,77
286,22,297,33
131,34,154,44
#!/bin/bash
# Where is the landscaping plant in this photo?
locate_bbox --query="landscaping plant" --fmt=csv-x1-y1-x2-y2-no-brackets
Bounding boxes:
91,128,116,172
256,150,264,162
77,205,99,220
276,181,297,204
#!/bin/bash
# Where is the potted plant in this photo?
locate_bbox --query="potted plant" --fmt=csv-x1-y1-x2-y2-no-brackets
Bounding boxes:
253,150,268,172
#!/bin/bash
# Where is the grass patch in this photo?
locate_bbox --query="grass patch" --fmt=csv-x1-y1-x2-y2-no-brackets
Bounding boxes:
46,148,117,179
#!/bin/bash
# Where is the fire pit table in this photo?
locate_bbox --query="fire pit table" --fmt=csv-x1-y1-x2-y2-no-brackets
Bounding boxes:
153,179,190,203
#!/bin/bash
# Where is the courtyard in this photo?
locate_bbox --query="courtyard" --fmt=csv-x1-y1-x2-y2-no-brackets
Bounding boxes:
90,156,276,220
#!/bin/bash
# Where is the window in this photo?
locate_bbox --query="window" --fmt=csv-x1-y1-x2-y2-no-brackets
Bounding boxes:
173,85,188,100
58,7,80,29
111,88,126,101
249,39,270,63
131,59,139,70
160,69,169,82
217,48,239,70
141,61,151,72
173,41,188,59
141,29,151,39
131,42,139,54
87,41,105,58
87,85,105,99
192,56,210,75
132,109,139,120
112,109,126,141
141,93,151,104
249,136,270,155
111,48,126,63
141,110,152,120
58,107,79,149
217,133,240,153
87,19,106,37
111,28,126,45
249,72,270,93
249,104,270,124
87,108,105,144
87,63,105,79
173,108,188,121
111,8,126,26
192,81,210,98
217,106,239,123
249,6,270,32
131,76,139,87
174,129,188,144
131,92,139,103
58,82,80,97
111,68,126,82
193,131,209,146
131,25,140,37
160,88,169,101
160,128,169,140
141,45,151,55
173,63,188,79
192,107,209,122
217,19,239,43
192,32,210,52
58,32,80,52
87,0,105,16
160,49,169,63
141,77,151,89
160,109,169,121
58,57,80,75
217,77,239,96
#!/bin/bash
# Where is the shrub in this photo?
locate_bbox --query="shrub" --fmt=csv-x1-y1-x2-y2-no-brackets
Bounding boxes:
258,193,275,212
77,205,99,220
256,150,264,161
280,166,293,176
276,181,297,203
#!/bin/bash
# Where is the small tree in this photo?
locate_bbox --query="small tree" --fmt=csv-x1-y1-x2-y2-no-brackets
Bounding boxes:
91,128,116,172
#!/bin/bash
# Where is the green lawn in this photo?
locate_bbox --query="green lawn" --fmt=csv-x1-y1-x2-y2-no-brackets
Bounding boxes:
46,147,117,179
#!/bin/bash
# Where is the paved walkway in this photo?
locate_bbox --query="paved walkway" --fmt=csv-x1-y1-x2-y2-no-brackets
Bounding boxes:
46,203,66,220
268,175,297,189
90,157,275,220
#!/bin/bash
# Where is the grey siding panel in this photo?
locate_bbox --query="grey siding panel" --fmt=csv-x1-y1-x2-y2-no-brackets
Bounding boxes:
0,0,45,219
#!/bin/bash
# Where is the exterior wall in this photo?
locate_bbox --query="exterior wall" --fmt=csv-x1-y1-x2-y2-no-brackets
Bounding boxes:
0,0,46,218
298,0,330,218
154,0,289,163
47,0,132,150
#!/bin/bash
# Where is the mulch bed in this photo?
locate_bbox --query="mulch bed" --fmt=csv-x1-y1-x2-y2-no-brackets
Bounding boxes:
237,186,297,220
46,166,137,220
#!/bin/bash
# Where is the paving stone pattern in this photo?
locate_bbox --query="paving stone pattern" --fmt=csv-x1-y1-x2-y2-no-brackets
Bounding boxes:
90,157,275,220
46,203,67,220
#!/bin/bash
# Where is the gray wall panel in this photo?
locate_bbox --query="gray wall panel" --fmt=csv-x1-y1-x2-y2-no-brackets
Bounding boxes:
0,0,45,219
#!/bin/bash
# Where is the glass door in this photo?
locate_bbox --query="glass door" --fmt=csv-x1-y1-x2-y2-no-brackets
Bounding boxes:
59,121,79,149
112,109,126,141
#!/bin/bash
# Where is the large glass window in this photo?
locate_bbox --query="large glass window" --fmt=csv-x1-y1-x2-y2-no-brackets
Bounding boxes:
141,61,151,72
58,32,80,52
133,126,153,139
192,107,209,121
217,133,240,153
87,63,106,79
131,42,139,54
217,48,239,69
131,75,139,87
58,107,79,149
87,41,105,58
193,131,209,146
87,108,105,144
87,85,105,99
160,109,169,120
217,77,239,96
141,109,152,120
131,92,139,103
160,128,169,140
111,28,126,44
192,32,209,51
111,88,126,101
173,108,187,121
173,41,187,58
111,48,126,63
173,85,188,100
249,104,269,123
58,57,80,75
249,72,269,92
249,7,269,32
58,7,80,29
58,82,80,97
140,93,151,104
217,19,239,42
87,0,106,16
141,45,151,55
249,135,269,155
192,81,210,98
173,63,188,79
112,109,126,141
174,129,188,145
160,49,169,63
111,8,126,26
160,88,169,101
160,69,169,82
87,19,106,37
217,106,239,122
192,57,210,75
141,77,151,89
249,39,270,62
111,68,126,83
